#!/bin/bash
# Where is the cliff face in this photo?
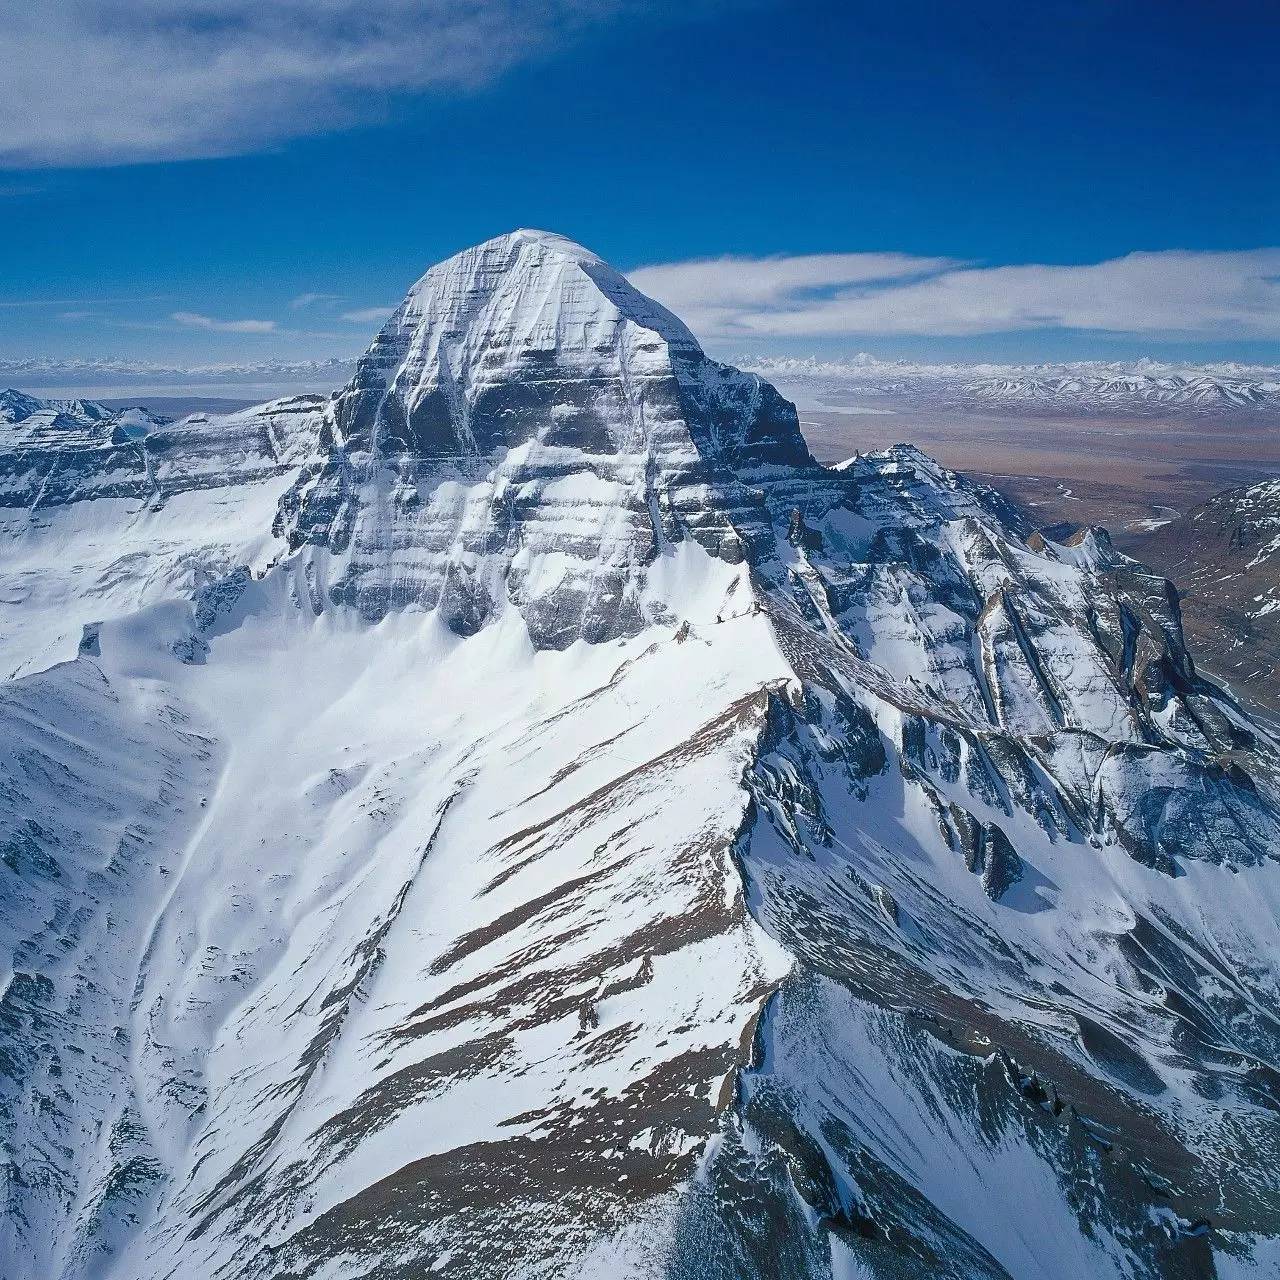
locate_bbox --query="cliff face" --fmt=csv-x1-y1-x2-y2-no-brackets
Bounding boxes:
1137,477,1280,714
1,233,1279,1280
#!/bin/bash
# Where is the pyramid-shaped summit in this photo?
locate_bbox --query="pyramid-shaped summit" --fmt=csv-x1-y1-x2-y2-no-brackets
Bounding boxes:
327,228,803,463
279,230,814,644
396,228,704,354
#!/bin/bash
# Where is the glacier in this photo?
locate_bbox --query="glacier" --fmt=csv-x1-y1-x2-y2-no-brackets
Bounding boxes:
1,229,1279,1280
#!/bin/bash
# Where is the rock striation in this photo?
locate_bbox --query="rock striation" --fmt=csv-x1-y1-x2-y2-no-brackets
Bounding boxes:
278,230,810,645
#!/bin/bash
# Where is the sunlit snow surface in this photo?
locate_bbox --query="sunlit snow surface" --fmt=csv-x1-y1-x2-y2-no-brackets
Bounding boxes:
0,394,326,677
2,232,1279,1280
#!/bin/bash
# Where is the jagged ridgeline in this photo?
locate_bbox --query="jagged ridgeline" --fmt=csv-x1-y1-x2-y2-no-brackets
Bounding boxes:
1,230,1279,1280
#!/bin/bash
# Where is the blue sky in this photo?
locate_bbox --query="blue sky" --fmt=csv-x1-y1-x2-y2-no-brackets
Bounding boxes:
2,0,1278,382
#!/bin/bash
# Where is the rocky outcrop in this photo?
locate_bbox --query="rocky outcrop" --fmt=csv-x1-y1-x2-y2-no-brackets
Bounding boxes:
1137,477,1280,714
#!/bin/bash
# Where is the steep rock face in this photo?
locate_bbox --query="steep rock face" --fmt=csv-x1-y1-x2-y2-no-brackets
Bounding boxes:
0,394,326,676
1137,477,1280,714
1,235,1279,1280
279,230,810,647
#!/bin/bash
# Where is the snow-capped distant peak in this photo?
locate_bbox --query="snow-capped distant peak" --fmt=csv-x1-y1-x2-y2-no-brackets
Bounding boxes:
0,388,49,423
0,387,115,425
741,354,1280,415
0,388,176,455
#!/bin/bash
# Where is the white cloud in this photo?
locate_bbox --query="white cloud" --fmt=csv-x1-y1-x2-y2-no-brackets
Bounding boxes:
290,292,341,310
0,2,701,167
340,306,396,324
171,311,277,334
628,248,1280,340
629,252,958,329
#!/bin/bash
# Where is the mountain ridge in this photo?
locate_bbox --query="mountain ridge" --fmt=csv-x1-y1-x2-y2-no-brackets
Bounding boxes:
1,232,1279,1280
743,354,1280,415
1137,476,1280,714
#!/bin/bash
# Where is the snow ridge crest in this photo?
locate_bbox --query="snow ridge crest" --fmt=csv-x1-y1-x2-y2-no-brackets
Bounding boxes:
391,227,702,364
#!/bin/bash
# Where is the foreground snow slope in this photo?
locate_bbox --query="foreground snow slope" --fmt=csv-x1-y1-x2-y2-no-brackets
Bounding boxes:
2,231,1279,1280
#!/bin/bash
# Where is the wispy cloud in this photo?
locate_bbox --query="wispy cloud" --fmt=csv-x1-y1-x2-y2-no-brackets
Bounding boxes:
628,248,1280,341
0,2,715,168
171,310,277,334
290,292,341,310
340,306,396,324
629,252,960,329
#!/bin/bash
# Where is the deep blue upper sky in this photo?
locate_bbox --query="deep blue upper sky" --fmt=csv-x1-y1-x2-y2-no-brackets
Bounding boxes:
3,0,1278,373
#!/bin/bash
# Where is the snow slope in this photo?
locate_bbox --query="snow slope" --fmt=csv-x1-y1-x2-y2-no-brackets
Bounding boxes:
2,232,1279,1280
0,392,326,676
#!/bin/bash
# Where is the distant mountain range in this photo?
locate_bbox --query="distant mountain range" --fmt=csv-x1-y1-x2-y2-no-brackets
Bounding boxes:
743,354,1280,415
0,355,356,391
0,387,172,450
6,352,1279,416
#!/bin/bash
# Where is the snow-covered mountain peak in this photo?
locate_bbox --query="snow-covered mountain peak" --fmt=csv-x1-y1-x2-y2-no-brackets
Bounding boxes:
0,386,116,427
325,229,758,471
0,388,48,423
5,237,1280,1280
393,227,701,366
281,233,812,644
